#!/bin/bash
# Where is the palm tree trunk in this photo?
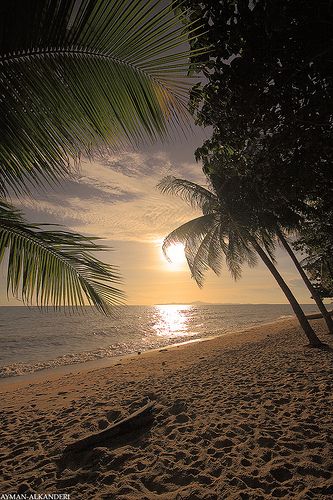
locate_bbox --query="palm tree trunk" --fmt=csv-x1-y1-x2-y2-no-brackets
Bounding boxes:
250,237,324,347
277,229,333,334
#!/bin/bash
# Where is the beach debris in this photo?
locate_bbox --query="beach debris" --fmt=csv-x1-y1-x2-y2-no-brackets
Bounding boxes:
63,400,155,454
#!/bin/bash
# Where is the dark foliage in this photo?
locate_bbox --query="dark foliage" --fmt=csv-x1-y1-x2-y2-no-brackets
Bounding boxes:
177,0,333,294
294,202,333,298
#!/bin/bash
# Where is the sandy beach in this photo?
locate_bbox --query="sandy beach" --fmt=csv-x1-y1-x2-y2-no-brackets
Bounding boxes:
1,318,332,499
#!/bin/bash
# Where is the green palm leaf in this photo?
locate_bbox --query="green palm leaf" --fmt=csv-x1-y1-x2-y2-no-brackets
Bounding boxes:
0,201,124,313
0,0,206,196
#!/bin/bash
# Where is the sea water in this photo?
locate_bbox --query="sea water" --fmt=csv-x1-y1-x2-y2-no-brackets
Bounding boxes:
0,304,318,378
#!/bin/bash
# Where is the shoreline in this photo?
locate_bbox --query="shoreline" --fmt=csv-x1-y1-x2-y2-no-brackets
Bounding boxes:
0,304,323,383
0,316,295,390
1,317,332,498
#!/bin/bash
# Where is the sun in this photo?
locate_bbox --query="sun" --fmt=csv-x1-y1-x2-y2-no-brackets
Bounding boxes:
156,239,186,271
165,243,186,266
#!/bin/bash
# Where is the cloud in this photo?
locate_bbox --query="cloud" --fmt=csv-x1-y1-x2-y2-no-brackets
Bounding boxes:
288,278,306,288
16,151,206,243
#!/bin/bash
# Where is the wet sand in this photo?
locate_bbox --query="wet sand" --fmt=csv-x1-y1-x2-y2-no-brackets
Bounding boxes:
0,318,332,499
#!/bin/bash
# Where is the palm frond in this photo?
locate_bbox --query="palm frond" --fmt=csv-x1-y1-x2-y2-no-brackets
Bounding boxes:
157,176,218,214
189,224,221,286
0,201,124,313
236,232,259,269
256,229,277,263
0,0,207,195
225,232,243,280
162,214,217,256
161,214,215,283
207,226,224,276
159,176,278,288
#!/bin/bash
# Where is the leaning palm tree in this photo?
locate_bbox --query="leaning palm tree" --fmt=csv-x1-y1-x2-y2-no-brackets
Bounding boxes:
158,176,325,348
209,165,333,334
0,0,205,311
196,136,333,334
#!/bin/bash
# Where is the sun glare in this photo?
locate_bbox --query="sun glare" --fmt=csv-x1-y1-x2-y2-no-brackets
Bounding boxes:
153,304,193,337
166,243,186,266
156,239,186,271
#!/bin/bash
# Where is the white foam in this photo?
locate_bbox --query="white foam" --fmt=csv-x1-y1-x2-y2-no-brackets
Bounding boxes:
0,344,133,378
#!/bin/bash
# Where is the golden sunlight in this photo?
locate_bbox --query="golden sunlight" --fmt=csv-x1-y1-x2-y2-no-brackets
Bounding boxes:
166,243,186,265
153,304,193,337
156,239,186,272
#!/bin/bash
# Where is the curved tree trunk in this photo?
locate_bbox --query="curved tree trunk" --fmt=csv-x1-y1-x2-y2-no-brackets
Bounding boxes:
277,229,333,334
250,237,324,347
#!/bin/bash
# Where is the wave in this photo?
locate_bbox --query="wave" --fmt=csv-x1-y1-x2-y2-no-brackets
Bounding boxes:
0,330,213,378
0,334,198,378
0,344,132,378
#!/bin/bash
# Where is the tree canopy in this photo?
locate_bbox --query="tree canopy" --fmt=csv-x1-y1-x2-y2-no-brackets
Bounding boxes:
177,0,333,297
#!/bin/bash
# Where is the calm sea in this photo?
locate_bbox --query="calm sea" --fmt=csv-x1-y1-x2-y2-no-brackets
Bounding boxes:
0,304,318,378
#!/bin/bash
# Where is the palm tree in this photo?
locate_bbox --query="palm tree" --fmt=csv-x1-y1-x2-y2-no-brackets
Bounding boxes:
0,201,123,313
199,146,333,334
158,176,325,348
0,0,204,311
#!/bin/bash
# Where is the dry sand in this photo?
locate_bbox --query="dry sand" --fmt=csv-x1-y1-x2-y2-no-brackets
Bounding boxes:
0,318,333,499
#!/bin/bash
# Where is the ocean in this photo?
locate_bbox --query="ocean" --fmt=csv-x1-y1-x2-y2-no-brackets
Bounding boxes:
0,304,319,378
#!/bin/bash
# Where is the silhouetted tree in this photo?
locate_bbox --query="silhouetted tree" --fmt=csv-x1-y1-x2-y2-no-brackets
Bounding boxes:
294,203,333,300
175,0,333,325
196,146,333,333
158,176,325,348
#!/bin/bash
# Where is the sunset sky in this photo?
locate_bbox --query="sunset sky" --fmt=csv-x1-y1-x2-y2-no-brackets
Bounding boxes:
0,126,317,306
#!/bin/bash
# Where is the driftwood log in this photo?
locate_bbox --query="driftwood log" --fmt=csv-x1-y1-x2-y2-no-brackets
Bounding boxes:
64,400,155,454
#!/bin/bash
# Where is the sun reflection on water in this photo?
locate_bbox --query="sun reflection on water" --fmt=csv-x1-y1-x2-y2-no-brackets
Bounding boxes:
153,304,193,337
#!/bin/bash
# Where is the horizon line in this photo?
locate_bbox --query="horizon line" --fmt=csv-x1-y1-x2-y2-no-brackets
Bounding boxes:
0,302,324,307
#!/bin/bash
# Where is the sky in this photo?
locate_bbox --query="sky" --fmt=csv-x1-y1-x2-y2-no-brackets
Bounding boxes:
0,126,318,306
